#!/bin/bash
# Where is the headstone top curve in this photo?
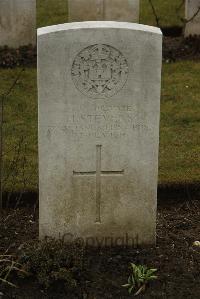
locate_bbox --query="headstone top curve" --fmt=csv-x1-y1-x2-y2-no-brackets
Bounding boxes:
37,21,162,37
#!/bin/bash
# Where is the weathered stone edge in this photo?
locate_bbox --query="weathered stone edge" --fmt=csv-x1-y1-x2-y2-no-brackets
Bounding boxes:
37,21,162,36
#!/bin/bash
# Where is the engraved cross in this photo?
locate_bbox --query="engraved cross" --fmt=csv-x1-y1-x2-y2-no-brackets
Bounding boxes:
73,145,124,223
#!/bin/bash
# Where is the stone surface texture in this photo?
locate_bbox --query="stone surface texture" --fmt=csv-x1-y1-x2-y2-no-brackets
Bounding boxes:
185,0,200,36
68,0,139,22
38,22,162,246
0,0,36,47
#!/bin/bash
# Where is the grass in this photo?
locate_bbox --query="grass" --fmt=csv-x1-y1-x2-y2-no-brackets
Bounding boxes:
140,0,184,28
0,0,199,192
160,61,200,185
1,68,38,192
37,0,68,28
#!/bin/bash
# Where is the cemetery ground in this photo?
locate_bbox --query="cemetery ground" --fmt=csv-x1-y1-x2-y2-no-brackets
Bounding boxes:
0,198,200,298
0,0,200,298
1,56,200,297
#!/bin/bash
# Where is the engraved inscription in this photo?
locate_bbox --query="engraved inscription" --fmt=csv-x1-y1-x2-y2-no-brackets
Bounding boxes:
73,145,124,223
71,44,128,99
45,104,153,140
62,104,151,139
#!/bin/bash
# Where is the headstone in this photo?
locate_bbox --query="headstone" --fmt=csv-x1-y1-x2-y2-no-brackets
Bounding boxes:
38,21,162,246
185,0,200,36
68,0,139,23
0,0,36,48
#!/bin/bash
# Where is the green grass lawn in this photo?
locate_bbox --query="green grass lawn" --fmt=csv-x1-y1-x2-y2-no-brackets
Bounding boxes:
37,0,68,28
0,61,199,192
1,68,38,192
140,0,184,28
0,0,199,192
160,62,200,185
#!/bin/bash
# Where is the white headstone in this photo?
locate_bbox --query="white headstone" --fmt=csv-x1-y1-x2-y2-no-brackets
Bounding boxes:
68,0,139,23
0,0,36,48
185,0,200,36
38,22,162,246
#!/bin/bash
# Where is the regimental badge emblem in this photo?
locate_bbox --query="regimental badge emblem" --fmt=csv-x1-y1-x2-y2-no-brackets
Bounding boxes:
71,44,128,99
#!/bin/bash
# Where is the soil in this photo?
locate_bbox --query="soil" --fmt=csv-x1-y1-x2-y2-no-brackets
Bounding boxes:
0,196,200,299
0,45,36,68
163,36,200,62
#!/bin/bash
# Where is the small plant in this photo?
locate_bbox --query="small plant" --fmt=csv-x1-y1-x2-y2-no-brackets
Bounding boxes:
122,263,157,296
0,255,28,288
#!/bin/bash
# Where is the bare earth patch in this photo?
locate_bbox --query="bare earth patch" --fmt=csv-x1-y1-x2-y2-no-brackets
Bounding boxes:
0,197,199,298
